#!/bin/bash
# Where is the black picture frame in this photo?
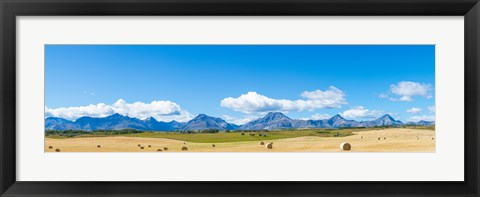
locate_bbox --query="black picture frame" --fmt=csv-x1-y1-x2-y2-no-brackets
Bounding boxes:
1,0,479,196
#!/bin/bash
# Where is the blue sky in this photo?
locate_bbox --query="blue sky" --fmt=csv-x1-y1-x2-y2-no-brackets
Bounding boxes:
45,45,435,124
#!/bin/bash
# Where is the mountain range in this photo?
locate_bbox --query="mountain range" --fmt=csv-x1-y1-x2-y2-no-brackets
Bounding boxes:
45,112,434,131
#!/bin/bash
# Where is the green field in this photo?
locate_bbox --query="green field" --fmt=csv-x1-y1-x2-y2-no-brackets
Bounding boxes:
406,125,436,130
45,128,365,143
47,130,353,143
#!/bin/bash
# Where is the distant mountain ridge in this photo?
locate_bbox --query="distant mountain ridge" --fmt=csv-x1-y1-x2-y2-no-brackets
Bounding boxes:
45,113,183,131
45,112,434,131
180,114,239,131
239,112,293,130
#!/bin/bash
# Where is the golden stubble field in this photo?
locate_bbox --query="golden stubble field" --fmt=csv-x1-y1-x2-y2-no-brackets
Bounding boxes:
45,128,435,152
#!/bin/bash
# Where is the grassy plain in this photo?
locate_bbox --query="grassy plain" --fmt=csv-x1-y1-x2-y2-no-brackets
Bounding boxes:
45,128,435,152
47,128,359,142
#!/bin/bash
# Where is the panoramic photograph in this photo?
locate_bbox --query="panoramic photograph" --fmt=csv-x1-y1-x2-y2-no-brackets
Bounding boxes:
45,45,435,152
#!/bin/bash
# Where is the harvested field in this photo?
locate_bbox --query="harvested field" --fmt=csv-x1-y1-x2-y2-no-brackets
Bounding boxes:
45,128,435,152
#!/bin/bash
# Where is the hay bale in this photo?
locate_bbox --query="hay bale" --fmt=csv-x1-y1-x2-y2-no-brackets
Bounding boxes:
259,141,265,145
432,137,435,140
416,137,419,140
241,133,245,136
55,149,60,152
148,145,151,148
183,142,186,145
378,137,381,140
383,137,386,140
181,146,188,151
140,146,144,149
97,145,101,148
48,146,53,149
212,144,216,147
163,147,168,151
340,142,351,151
137,144,141,147
266,143,273,149
360,136,363,139
157,149,163,152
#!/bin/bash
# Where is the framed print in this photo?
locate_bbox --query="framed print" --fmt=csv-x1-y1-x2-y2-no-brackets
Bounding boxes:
43,44,436,153
1,0,479,196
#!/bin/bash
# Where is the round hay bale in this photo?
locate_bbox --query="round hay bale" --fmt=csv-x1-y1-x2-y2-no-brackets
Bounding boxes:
55,149,61,152
340,142,351,151
48,146,53,149
157,149,163,152
163,147,168,151
140,146,144,149
384,137,386,140
212,144,215,147
259,141,265,145
432,137,435,140
266,143,273,149
181,146,188,151
97,145,101,148
360,136,363,139
183,142,186,145
148,145,151,148
416,137,419,140
241,133,245,136
137,144,141,147
378,137,381,140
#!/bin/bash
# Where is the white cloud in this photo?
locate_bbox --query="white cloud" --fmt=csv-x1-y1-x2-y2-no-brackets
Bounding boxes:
45,103,115,120
407,107,422,114
407,115,435,122
222,115,260,125
428,105,436,114
340,106,383,119
45,99,194,122
83,90,95,96
378,93,389,99
220,86,347,114
162,110,194,122
388,81,433,102
112,99,181,118
398,96,413,102
300,113,331,120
